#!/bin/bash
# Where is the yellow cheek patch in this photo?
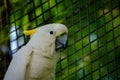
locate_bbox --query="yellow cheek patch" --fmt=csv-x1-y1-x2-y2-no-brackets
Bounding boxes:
23,29,36,35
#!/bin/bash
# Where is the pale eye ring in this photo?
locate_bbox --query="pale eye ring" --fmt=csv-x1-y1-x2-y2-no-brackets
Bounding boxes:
50,31,54,35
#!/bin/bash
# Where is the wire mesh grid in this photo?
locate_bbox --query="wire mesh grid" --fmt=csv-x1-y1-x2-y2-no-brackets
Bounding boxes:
0,0,120,80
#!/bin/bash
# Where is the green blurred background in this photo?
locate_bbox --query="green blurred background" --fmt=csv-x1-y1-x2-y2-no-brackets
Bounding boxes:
0,0,120,80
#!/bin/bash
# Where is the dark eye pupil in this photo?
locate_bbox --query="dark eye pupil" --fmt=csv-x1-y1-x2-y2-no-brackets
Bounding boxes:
50,31,53,34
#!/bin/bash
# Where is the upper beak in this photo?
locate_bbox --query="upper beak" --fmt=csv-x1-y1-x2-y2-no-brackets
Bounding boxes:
55,34,68,50
51,23,68,51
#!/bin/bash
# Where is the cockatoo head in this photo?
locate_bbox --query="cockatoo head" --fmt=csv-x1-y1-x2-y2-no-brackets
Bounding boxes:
23,23,68,54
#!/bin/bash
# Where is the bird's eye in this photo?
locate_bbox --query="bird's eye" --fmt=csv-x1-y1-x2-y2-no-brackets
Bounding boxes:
50,31,54,35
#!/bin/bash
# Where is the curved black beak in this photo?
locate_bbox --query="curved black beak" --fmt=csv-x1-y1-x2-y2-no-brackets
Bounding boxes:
55,34,68,51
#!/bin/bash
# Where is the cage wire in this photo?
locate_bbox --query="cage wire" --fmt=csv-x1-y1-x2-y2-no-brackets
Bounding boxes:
0,0,120,80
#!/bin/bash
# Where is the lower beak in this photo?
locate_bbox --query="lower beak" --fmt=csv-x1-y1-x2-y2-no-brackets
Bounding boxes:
55,34,68,50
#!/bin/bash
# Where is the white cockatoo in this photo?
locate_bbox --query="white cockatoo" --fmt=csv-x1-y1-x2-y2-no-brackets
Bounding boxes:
4,23,68,80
